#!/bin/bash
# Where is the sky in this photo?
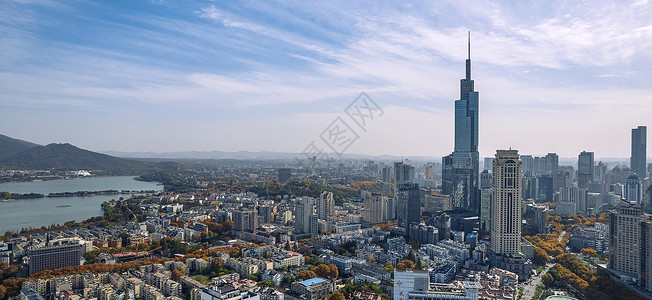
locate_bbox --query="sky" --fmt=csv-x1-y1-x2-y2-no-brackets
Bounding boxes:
1,0,651,159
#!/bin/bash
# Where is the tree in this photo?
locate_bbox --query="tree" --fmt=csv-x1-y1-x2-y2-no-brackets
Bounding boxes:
581,248,597,257
314,264,338,279
296,270,317,281
0,284,6,299
542,273,554,286
328,264,338,279
0,262,18,281
314,264,330,278
396,260,414,270
171,269,184,282
384,262,394,273
327,291,345,300
211,257,224,271
533,246,550,265
258,280,274,288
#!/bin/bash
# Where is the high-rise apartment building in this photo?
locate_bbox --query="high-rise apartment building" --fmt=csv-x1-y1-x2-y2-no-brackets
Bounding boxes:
491,150,522,255
442,33,480,214
363,192,388,224
27,239,83,275
578,151,595,189
316,191,334,221
632,126,647,178
295,197,317,237
233,209,258,232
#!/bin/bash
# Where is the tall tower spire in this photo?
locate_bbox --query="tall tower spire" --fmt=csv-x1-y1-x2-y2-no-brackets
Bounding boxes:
466,31,471,80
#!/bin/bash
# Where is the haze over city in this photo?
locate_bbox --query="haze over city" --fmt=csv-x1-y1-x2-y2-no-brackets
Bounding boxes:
2,0,652,158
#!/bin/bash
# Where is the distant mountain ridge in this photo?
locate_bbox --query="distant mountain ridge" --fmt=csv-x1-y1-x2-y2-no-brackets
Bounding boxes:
101,150,440,161
0,135,145,171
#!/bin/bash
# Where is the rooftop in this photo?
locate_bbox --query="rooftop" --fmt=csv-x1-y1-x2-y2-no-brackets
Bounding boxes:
298,277,325,286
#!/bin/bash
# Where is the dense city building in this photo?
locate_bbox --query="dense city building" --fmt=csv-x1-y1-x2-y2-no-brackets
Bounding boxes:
233,209,258,232
363,191,388,224
609,201,652,292
27,238,83,276
578,151,595,189
397,183,421,231
295,197,318,238
316,191,334,221
490,150,522,255
490,149,532,280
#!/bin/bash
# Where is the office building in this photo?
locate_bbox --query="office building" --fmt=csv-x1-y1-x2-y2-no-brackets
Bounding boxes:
233,209,258,232
394,162,415,195
27,239,83,275
442,33,480,214
491,150,522,255
632,126,647,178
397,183,421,231
578,151,595,189
363,192,387,224
537,175,554,203
480,188,492,232
316,191,334,221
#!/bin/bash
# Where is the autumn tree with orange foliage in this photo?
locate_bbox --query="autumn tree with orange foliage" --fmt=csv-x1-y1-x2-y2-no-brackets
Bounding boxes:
314,264,338,279
396,260,414,270
580,248,597,257
171,269,184,281
296,270,317,281
327,291,345,300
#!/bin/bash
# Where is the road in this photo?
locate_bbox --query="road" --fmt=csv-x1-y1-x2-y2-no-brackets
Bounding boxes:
558,231,566,242
521,263,553,300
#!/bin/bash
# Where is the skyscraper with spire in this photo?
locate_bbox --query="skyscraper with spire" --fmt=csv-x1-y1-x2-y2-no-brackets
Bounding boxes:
442,32,480,213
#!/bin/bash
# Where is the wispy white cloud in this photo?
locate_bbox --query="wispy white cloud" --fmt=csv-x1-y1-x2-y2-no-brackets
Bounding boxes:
2,0,652,157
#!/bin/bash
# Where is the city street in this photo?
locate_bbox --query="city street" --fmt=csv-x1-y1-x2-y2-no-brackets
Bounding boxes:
522,263,553,300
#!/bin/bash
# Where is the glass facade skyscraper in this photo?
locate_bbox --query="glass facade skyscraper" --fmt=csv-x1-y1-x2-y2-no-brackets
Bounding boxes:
442,33,480,213
632,126,647,178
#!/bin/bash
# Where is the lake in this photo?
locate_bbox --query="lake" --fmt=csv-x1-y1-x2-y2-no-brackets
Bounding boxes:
0,176,163,233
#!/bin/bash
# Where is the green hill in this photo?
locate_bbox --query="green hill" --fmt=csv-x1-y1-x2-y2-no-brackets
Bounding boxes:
0,134,40,158
0,142,146,171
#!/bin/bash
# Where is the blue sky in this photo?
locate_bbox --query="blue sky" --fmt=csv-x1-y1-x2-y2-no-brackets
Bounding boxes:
1,0,651,159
